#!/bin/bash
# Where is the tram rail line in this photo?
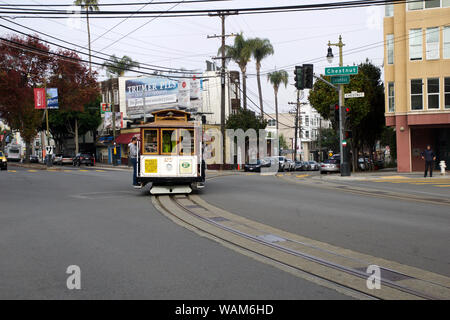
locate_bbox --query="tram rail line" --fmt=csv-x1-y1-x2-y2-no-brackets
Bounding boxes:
152,194,450,300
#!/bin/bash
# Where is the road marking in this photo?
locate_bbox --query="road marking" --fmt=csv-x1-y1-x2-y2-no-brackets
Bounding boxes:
95,170,105,172
8,170,17,173
27,170,37,173
79,170,89,172
434,185,450,188
296,174,309,179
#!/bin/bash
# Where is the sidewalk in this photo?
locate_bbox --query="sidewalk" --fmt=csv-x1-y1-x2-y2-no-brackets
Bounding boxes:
312,168,450,181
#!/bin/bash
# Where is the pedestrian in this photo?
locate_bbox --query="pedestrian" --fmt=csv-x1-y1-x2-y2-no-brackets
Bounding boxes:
421,145,436,178
128,136,138,186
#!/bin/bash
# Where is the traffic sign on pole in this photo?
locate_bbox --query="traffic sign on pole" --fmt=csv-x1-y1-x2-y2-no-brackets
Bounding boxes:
331,75,350,85
344,91,365,99
325,66,358,76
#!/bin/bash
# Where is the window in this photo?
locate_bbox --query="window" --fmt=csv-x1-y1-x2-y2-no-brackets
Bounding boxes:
143,129,158,154
388,82,395,112
180,129,195,155
305,116,309,127
305,131,310,139
426,27,440,60
445,77,450,109
425,0,440,8
427,78,440,109
387,34,394,64
410,29,423,60
444,27,450,59
161,129,177,154
444,0,450,7
408,0,423,10
411,79,424,110
114,90,119,104
268,119,276,127
385,4,394,16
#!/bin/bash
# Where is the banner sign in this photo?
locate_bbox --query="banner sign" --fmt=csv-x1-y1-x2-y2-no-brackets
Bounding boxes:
34,88,47,109
104,112,123,129
46,88,59,109
125,77,203,118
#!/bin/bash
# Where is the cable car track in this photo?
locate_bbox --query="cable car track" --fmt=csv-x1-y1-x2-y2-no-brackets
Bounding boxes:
153,194,450,300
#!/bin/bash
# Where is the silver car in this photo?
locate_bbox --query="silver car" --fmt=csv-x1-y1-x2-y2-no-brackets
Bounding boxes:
320,159,340,174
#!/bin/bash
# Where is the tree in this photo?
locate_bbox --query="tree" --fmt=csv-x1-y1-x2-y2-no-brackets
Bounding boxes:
221,33,253,110
250,37,274,116
74,0,99,73
103,54,140,77
47,49,99,154
267,70,289,132
0,35,53,162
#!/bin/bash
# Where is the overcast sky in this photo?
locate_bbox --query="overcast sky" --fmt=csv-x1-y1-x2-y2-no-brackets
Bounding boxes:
0,0,386,114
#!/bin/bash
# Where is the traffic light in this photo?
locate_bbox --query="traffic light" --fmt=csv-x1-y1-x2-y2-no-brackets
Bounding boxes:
303,64,314,89
345,130,353,139
334,104,340,123
344,106,351,125
294,66,304,90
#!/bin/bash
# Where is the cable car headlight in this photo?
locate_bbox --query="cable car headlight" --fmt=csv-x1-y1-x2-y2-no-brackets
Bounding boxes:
166,163,173,171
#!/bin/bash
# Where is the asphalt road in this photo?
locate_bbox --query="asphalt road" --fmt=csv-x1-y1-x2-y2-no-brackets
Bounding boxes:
0,166,348,300
202,174,450,278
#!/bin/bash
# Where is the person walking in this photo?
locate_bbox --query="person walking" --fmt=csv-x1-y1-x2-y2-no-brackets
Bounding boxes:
128,136,138,186
421,145,436,178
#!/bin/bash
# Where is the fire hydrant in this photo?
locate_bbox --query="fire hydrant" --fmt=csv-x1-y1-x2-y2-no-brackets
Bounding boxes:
440,161,447,175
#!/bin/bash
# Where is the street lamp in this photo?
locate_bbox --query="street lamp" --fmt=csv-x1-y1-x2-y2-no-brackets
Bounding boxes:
326,47,334,64
326,35,350,176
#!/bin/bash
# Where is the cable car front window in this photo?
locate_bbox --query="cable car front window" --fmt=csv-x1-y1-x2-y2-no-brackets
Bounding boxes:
162,129,177,155
143,129,158,154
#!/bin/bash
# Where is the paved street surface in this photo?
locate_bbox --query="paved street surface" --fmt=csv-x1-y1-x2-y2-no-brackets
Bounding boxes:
0,166,348,299
1,166,449,299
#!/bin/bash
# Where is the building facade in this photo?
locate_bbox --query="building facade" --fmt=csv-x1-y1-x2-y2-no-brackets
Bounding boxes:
384,1,450,172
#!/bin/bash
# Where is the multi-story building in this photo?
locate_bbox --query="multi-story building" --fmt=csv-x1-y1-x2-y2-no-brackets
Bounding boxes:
384,1,450,172
265,104,330,161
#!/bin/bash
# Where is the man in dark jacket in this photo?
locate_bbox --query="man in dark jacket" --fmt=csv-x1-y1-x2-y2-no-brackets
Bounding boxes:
421,145,436,178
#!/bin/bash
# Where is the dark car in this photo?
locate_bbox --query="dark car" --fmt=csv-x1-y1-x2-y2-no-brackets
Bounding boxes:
29,155,39,163
244,159,269,172
73,153,95,166
294,161,307,171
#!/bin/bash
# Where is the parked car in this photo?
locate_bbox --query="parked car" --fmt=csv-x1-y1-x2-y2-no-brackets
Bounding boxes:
285,159,296,171
244,159,272,172
29,155,39,163
275,156,287,172
294,161,307,171
307,161,320,171
0,151,7,171
73,153,95,166
55,154,73,166
320,159,340,174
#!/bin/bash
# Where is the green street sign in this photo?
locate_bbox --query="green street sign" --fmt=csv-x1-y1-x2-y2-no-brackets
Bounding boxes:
331,75,350,85
325,66,358,76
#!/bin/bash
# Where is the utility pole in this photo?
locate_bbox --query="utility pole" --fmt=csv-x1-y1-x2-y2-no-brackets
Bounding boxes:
208,11,237,169
288,91,305,162
110,79,117,166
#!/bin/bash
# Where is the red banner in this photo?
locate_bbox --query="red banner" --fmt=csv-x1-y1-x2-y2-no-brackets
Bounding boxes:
34,88,47,109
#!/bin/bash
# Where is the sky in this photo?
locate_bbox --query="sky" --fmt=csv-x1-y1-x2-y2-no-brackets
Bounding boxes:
0,0,386,115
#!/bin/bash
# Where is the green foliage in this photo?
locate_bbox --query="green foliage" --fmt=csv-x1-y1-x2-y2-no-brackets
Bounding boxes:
221,33,253,72
103,55,140,77
225,108,267,133
267,70,289,92
74,0,99,11
279,134,289,150
319,128,339,153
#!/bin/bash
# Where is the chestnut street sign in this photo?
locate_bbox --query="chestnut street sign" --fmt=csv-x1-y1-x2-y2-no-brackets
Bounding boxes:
325,66,359,76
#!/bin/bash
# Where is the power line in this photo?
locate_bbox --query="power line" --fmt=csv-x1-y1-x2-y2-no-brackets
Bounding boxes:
0,0,231,7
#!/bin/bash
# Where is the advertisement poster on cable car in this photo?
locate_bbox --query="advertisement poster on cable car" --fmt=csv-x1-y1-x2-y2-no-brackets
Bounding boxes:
125,76,202,118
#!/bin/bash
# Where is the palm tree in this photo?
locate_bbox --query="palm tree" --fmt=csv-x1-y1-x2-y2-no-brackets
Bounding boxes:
267,70,289,132
221,33,253,110
250,38,274,116
103,55,140,77
74,0,99,74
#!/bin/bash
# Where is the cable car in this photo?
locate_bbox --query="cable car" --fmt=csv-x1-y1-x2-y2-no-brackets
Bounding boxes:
136,109,205,194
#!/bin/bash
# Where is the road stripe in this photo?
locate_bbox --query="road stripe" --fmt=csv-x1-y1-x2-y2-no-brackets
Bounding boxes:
27,170,37,173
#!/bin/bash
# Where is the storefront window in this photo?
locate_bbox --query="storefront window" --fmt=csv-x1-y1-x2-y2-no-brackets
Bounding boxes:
143,129,158,154
161,129,177,154
411,79,424,110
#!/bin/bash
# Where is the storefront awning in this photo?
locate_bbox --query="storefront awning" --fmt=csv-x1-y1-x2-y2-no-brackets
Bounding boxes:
116,133,140,145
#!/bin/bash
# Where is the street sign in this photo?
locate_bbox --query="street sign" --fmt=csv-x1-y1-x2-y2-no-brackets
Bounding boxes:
345,91,365,99
342,140,347,147
325,66,358,76
330,75,350,85
100,103,111,114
